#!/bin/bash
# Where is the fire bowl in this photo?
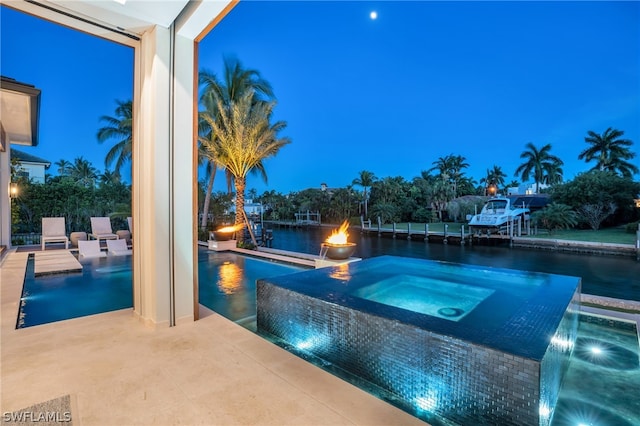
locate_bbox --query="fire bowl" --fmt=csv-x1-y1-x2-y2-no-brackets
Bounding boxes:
213,230,234,241
322,242,357,260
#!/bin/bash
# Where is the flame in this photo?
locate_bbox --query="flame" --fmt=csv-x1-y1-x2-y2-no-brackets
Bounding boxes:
216,224,244,233
325,220,350,245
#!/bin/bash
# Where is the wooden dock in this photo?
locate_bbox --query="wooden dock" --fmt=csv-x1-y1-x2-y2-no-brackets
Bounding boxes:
34,251,82,276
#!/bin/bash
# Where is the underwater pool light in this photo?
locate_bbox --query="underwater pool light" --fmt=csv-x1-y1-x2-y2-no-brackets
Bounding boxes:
415,396,437,412
590,346,603,355
539,403,551,418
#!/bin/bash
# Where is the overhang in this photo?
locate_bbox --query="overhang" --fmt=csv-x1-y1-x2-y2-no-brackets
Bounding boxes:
0,76,42,150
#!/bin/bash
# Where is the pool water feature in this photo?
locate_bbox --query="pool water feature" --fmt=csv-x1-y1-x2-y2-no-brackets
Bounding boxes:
257,255,582,426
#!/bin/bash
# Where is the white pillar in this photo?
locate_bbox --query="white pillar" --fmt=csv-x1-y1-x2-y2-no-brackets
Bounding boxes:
132,25,196,327
0,145,10,249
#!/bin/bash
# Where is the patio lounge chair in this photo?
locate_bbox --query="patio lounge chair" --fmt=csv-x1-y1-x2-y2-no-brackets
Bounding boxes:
89,217,119,241
107,239,131,256
41,217,69,251
78,240,106,258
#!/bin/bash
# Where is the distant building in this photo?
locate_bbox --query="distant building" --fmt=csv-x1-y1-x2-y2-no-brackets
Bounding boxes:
507,183,550,195
10,148,50,183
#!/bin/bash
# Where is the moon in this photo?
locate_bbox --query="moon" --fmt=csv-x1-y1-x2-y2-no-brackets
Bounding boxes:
370,11,378,20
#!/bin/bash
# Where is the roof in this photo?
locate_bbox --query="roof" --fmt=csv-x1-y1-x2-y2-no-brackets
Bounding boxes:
0,76,41,148
11,148,51,167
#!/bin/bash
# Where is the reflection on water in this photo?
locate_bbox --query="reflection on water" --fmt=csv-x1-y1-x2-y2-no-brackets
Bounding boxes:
217,261,243,294
329,263,351,282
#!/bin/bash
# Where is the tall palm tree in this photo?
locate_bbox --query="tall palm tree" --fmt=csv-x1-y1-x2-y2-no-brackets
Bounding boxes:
98,169,121,186
202,90,290,243
69,156,98,188
480,165,506,195
579,127,638,178
429,154,469,198
198,58,275,230
96,99,133,176
352,170,376,218
515,143,564,193
54,159,72,176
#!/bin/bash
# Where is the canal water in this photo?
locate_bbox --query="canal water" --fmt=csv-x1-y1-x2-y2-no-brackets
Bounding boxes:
268,227,640,302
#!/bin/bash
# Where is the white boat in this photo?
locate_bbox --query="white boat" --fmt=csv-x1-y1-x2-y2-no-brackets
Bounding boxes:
468,197,530,235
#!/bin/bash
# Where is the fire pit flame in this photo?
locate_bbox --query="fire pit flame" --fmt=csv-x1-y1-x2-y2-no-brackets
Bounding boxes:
322,220,356,260
212,224,244,241
325,220,350,245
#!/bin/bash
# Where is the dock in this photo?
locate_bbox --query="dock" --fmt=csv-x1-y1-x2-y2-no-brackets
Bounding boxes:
34,250,82,276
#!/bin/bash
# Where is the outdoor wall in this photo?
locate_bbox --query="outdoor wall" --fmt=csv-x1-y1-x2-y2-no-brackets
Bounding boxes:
0,147,9,248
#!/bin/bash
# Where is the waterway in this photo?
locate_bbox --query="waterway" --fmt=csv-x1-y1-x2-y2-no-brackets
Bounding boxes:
267,227,640,302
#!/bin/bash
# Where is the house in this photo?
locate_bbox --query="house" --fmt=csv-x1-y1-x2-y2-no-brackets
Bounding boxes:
0,76,41,253
10,148,50,183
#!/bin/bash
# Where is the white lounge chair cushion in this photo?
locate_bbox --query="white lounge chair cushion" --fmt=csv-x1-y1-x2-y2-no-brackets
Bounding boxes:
89,217,118,240
107,239,131,256
41,217,69,250
78,240,106,258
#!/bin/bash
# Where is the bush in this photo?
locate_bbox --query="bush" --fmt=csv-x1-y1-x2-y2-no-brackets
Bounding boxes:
626,221,640,233
531,203,578,234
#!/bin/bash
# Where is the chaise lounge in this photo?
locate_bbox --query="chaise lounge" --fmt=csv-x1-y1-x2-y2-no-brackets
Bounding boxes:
78,240,107,258
41,217,69,251
89,217,119,242
106,239,131,256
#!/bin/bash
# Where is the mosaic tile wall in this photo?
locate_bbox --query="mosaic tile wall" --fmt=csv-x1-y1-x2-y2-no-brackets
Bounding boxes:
540,288,581,426
257,281,578,426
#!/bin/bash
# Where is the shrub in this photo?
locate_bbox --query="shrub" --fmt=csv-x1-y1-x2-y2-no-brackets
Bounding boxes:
626,221,640,234
531,203,578,234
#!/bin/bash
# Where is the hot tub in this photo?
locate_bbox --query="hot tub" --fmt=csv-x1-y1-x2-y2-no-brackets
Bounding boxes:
257,255,580,425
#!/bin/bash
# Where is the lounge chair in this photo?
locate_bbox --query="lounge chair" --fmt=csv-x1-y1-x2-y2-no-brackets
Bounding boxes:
78,240,106,258
107,239,131,256
41,217,69,251
89,217,119,241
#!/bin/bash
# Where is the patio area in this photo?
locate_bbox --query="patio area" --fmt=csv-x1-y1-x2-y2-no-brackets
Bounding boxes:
1,251,425,425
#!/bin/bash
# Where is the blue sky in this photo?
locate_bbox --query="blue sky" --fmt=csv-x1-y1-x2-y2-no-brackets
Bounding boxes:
2,1,639,195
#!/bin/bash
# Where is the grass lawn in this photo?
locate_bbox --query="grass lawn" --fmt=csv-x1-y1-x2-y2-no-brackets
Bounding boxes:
369,222,638,245
525,227,638,245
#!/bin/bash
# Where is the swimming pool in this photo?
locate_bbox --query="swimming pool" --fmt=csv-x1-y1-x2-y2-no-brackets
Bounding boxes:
17,254,133,328
14,249,640,425
17,249,305,328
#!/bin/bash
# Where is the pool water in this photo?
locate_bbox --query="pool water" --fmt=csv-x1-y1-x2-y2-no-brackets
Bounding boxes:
17,249,305,328
17,254,133,328
354,274,495,321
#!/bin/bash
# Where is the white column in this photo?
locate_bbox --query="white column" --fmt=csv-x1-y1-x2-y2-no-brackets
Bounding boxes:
132,25,196,327
172,29,198,325
0,145,10,249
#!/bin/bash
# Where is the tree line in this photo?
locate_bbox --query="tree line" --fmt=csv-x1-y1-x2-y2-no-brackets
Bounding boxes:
10,57,640,242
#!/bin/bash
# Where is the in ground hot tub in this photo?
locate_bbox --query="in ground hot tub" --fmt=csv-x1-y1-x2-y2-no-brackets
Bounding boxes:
257,255,580,426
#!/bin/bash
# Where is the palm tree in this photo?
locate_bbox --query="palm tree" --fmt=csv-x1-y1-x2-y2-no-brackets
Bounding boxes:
54,159,72,176
480,165,506,195
96,99,133,176
69,157,98,187
352,170,376,219
98,170,121,186
515,143,564,193
198,59,275,230
429,154,469,198
579,127,638,178
202,89,290,243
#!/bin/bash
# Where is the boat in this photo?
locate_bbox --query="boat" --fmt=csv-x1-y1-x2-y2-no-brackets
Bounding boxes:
468,197,530,235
